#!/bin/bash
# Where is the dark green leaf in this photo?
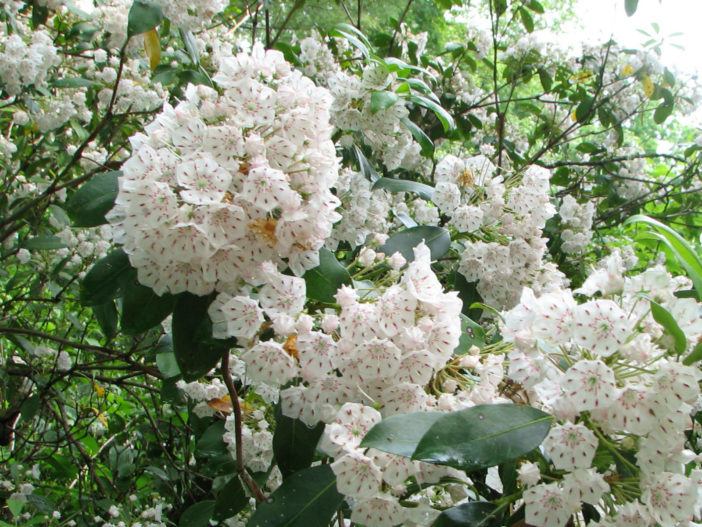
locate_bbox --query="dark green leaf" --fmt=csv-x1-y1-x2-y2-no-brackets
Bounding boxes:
273,405,325,479
370,91,399,113
454,313,486,352
519,8,534,33
196,421,228,458
380,226,451,263
372,177,434,200
409,94,455,132
22,236,67,250
303,248,352,304
248,465,343,527
80,249,132,306
527,0,545,14
360,412,443,457
92,301,118,340
213,476,248,521
412,404,552,472
66,171,120,228
121,274,175,334
401,117,435,156
575,96,594,123
127,0,164,37
156,350,181,379
172,293,230,381
683,340,702,365
653,102,674,124
31,0,49,26
433,502,501,527
625,0,638,16
178,501,215,527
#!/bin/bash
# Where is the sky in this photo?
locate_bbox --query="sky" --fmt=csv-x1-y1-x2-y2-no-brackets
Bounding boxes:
573,0,702,76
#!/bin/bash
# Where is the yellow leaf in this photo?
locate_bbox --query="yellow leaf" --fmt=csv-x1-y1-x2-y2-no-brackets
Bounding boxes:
641,75,655,98
570,70,593,83
90,407,108,428
207,395,233,413
93,383,105,398
621,63,635,76
143,28,161,71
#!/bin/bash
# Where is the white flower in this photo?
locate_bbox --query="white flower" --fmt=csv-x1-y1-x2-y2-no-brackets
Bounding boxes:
572,300,631,357
241,342,297,386
517,461,541,487
331,451,383,499
560,359,618,412
641,472,697,525
524,482,579,527
542,422,598,471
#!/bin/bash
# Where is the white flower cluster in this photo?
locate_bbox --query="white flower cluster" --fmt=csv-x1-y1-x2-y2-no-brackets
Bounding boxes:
108,43,340,295
223,410,274,473
0,29,60,96
280,242,463,425
434,155,564,309
152,0,227,31
500,262,702,527
558,194,595,254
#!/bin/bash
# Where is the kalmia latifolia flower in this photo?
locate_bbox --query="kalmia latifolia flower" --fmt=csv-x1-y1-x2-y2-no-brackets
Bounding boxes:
108,43,340,296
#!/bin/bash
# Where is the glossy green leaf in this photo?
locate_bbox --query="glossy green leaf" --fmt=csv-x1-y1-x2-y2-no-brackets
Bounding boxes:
120,274,175,334
644,297,687,355
372,177,434,200
527,0,545,14
80,249,132,306
627,215,702,300
380,226,451,263
156,349,181,379
172,293,230,381
433,502,502,527
360,412,443,458
303,248,352,304
575,96,594,123
625,0,638,16
127,0,164,37
353,145,379,182
196,421,228,458
683,340,702,365
213,476,248,521
248,465,343,527
400,117,434,156
66,171,119,227
409,93,455,132
92,301,118,340
412,404,552,472
273,405,325,479
519,8,534,33
370,90,399,113
178,500,215,527
22,236,68,250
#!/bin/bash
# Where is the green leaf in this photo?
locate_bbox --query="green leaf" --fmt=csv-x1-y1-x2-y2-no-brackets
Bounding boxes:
527,0,545,14
653,102,674,124
454,313,486,352
400,117,434,156
538,68,552,92
408,93,455,132
352,145,379,182
248,465,343,527
303,248,352,304
51,77,101,88
178,500,215,527
575,96,594,123
625,0,638,16
179,28,199,66
683,340,702,365
172,293,230,381
213,476,248,521
22,236,68,250
372,177,434,200
433,502,502,527
626,215,702,300
360,412,443,457
66,171,120,228
273,405,325,479
380,226,451,263
196,421,228,457
121,274,175,334
329,23,371,58
646,297,687,355
519,8,534,33
412,404,552,472
127,0,164,38
370,90,399,113
92,301,118,340
80,249,132,306
156,350,181,379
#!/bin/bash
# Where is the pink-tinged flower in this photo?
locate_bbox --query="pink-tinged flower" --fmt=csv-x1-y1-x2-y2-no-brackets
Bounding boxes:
562,468,609,505
542,422,598,471
591,385,655,435
355,338,402,381
379,383,431,415
296,331,337,381
176,155,232,205
560,359,618,412
208,294,264,340
331,451,383,499
641,472,697,525
377,285,417,337
258,272,306,317
241,341,297,386
349,495,405,527
572,299,631,357
524,482,579,527
396,350,436,385
241,162,291,212
323,403,381,455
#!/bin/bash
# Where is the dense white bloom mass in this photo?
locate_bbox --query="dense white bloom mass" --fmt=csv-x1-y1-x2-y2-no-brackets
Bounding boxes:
108,44,340,295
